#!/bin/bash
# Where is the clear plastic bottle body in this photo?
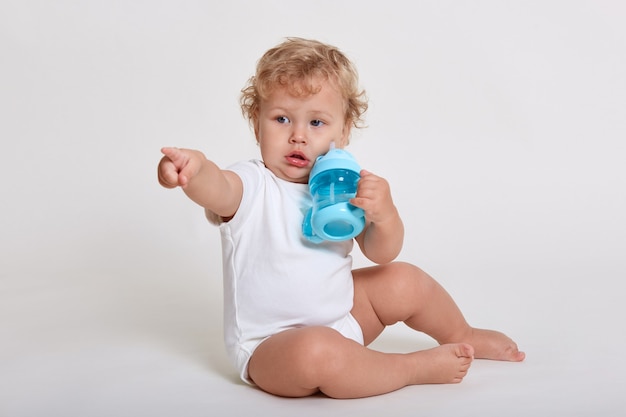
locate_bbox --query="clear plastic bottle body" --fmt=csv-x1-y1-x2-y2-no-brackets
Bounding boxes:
309,168,360,211
304,168,365,242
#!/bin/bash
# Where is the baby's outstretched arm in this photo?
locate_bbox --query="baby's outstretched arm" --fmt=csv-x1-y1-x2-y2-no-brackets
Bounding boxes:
351,170,404,264
158,147,242,219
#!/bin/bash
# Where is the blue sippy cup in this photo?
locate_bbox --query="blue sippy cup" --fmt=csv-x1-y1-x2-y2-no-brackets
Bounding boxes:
302,143,365,243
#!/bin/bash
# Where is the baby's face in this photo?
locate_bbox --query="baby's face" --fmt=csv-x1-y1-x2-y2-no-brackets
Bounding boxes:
255,79,350,184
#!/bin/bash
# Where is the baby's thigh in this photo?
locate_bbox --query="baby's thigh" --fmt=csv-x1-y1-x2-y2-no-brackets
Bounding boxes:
247,326,351,397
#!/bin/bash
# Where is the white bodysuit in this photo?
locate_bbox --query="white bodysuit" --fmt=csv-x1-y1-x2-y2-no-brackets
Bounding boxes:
214,159,364,384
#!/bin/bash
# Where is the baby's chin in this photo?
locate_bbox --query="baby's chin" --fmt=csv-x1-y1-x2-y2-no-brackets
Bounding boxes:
266,164,310,184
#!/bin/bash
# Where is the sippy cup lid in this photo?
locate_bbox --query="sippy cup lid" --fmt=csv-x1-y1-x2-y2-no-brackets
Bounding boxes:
309,142,361,181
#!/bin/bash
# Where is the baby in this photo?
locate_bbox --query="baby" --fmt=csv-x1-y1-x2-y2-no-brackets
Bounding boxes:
158,37,524,399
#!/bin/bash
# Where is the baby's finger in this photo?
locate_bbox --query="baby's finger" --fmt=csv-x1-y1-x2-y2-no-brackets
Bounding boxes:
349,195,372,211
161,146,178,157
158,161,181,188
161,147,189,169
356,177,380,198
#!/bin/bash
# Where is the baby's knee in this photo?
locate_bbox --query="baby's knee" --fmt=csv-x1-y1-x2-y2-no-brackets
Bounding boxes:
386,261,434,293
288,327,346,381
296,327,344,358
389,261,422,276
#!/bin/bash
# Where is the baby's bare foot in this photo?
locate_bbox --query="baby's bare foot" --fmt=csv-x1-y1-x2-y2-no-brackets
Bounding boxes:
409,343,474,385
465,328,525,362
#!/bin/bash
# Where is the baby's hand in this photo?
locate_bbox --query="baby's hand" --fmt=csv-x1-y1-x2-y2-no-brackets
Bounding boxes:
157,147,203,188
350,170,398,224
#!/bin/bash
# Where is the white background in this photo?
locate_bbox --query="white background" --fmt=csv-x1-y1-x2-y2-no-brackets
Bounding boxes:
1,1,625,416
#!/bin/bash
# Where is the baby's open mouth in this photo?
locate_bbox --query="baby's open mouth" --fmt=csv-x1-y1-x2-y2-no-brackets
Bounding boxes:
286,152,309,167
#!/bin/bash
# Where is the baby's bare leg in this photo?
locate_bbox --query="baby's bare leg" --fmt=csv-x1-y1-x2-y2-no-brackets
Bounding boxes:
248,326,474,399
352,262,525,362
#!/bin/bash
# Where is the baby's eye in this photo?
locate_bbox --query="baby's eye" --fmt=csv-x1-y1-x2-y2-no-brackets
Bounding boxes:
276,116,290,124
310,119,325,127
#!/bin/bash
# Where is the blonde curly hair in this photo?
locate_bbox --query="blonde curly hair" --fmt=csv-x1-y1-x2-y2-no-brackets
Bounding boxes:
240,38,368,133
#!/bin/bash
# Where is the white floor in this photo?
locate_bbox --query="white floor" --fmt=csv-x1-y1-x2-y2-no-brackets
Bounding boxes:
2,251,625,417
